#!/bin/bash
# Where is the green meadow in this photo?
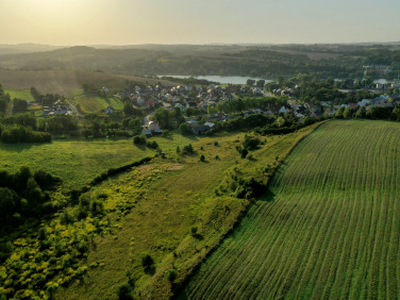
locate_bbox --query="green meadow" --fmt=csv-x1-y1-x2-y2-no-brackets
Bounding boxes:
73,95,124,114
0,139,149,189
181,120,400,299
4,89,35,102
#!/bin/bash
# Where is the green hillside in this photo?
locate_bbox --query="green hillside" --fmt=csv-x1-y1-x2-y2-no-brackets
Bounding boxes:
0,139,150,189
181,120,400,299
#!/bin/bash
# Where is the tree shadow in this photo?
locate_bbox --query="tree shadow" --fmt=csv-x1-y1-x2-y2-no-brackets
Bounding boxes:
144,266,156,275
183,134,199,141
1,143,34,153
133,144,146,151
192,233,204,240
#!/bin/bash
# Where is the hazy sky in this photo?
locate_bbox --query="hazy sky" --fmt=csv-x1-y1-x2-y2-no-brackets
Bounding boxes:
1,0,400,45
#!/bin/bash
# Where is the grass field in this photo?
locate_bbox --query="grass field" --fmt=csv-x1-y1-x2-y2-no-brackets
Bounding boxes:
0,139,151,189
73,95,124,113
55,125,319,299
0,133,216,190
181,120,400,299
4,89,35,101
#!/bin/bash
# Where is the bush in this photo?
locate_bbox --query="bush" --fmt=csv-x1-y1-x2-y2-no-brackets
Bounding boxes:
241,148,248,159
200,154,205,162
191,226,198,236
117,283,133,300
182,144,194,155
141,254,154,270
133,134,146,145
166,269,178,282
179,123,192,135
146,140,159,149
243,135,261,151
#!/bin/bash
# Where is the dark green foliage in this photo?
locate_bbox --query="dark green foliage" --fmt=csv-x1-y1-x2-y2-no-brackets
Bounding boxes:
233,177,264,199
182,143,194,155
141,254,154,270
200,154,205,162
343,107,353,119
179,123,192,135
13,99,28,112
355,106,367,119
60,209,74,225
185,107,203,117
34,170,62,190
241,148,248,159
1,125,52,143
146,140,159,149
133,134,147,145
166,269,178,282
0,187,18,221
153,107,174,129
243,135,261,151
37,227,47,241
117,284,133,300
0,166,61,223
191,226,198,236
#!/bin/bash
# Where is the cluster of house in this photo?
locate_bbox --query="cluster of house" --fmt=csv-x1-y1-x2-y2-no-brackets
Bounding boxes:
42,100,73,116
287,94,400,119
120,83,266,113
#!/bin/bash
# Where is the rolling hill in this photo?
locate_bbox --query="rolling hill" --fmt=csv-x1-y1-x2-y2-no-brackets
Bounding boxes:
0,69,176,95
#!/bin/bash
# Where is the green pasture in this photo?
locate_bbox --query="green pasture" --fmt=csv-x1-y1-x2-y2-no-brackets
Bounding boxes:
4,89,35,101
0,138,150,189
73,95,124,113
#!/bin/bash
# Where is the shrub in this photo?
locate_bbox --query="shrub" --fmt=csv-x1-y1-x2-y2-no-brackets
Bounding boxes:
191,226,198,236
182,144,194,155
200,154,205,162
133,135,146,145
117,283,133,300
214,141,219,146
166,269,178,282
179,123,192,135
60,209,74,225
241,148,248,159
141,254,154,270
146,140,159,149
243,135,261,151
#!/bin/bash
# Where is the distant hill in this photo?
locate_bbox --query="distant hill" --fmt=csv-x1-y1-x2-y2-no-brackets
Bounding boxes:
1,43,400,79
0,43,63,56
0,69,176,95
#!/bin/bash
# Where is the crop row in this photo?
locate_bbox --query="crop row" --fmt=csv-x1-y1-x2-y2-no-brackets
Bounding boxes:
182,120,400,299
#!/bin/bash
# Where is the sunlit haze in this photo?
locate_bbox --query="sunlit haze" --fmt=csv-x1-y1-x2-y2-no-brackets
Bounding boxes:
1,0,400,45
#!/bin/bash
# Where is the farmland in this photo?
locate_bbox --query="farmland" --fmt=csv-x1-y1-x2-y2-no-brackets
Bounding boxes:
181,120,400,299
53,124,319,299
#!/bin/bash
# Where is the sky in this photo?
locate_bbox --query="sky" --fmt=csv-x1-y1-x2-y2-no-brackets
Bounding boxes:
1,0,400,45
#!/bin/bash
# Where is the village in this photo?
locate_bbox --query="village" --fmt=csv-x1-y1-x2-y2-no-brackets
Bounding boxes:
107,79,400,135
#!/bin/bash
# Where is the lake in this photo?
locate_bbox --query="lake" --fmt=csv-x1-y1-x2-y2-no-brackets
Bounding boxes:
158,75,273,85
